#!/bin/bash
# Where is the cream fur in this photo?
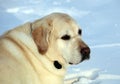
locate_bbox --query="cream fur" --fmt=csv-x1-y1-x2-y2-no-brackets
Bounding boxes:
0,13,90,84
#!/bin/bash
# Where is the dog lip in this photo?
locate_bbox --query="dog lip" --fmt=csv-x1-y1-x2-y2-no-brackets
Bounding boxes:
69,61,81,65
69,62,73,65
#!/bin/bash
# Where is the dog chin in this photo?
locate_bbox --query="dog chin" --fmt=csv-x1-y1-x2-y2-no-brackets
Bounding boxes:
68,59,81,65
69,62,80,65
68,57,89,65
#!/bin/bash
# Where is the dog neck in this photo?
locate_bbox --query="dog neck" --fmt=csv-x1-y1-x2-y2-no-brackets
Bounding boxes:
36,54,67,76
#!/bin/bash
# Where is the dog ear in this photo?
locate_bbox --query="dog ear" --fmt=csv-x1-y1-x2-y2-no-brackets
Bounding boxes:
32,26,49,54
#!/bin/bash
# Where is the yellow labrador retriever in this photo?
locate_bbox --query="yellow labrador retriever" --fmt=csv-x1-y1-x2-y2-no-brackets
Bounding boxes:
0,13,90,84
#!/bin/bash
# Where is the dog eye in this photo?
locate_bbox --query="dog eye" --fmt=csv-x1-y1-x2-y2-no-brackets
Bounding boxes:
61,35,71,40
78,29,82,35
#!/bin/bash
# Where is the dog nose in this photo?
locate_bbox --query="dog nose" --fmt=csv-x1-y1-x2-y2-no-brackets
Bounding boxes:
80,47,90,61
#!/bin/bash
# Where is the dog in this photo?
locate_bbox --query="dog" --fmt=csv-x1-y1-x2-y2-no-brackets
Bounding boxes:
0,13,90,84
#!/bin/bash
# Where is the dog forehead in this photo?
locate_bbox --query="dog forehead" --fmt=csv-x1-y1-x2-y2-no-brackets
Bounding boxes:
32,13,74,28
53,17,79,35
32,13,80,36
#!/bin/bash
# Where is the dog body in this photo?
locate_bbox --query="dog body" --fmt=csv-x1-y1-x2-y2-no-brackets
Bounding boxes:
0,13,90,84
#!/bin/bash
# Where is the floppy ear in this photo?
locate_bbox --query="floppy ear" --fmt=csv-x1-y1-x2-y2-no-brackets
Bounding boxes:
32,26,49,54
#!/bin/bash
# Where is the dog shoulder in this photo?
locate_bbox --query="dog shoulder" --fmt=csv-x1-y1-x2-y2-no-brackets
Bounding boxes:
0,22,37,52
3,22,31,36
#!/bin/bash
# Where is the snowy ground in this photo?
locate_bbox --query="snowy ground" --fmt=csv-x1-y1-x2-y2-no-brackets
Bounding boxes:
65,69,120,84
0,0,120,84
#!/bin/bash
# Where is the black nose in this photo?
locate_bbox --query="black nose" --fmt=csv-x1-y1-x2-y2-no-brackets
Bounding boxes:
80,47,90,61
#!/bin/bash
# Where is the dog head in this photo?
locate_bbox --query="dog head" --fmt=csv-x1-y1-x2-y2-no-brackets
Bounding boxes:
32,13,90,65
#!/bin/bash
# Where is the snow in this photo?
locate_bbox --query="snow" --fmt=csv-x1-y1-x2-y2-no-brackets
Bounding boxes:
65,69,120,84
0,0,120,84
90,43,120,49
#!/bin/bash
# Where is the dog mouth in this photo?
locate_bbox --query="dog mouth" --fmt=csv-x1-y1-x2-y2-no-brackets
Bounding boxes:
69,54,90,65
69,56,90,65
69,62,74,65
62,46,91,65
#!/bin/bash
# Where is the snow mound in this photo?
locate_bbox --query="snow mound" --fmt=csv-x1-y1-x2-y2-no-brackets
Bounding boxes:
65,69,120,84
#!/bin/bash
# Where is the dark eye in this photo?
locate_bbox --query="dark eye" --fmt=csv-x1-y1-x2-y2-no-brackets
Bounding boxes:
78,29,82,35
61,35,71,40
